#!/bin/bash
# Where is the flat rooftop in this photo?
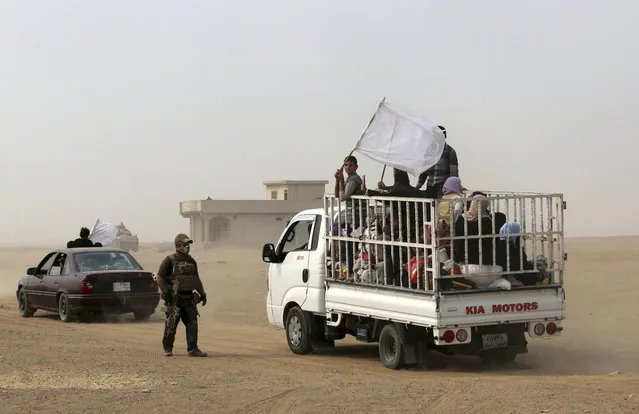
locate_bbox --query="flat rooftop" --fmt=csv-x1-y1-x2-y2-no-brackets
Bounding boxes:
263,180,329,185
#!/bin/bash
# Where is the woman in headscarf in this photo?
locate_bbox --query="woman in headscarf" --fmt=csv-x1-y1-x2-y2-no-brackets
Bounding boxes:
497,221,536,285
439,176,464,225
435,177,465,256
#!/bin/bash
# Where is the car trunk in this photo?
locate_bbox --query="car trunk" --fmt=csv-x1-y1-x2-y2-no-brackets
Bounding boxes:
84,271,156,294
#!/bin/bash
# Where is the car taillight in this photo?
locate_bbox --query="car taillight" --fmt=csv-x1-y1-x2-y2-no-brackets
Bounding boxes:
534,323,545,336
443,330,455,343
80,280,94,294
150,281,158,292
546,322,557,335
456,329,468,342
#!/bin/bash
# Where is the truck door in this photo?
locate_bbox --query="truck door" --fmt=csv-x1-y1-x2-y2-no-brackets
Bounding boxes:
268,214,316,326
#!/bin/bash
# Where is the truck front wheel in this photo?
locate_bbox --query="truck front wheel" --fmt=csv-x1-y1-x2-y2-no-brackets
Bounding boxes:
286,306,312,355
378,324,404,370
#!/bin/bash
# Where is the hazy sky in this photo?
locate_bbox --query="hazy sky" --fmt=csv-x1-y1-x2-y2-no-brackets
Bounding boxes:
1,0,638,245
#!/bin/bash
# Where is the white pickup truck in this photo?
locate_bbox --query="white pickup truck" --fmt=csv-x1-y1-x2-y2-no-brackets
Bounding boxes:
263,192,566,369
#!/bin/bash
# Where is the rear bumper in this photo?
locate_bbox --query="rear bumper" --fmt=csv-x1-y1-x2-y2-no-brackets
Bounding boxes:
67,293,160,313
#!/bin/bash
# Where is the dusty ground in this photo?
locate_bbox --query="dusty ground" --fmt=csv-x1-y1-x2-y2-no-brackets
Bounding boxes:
1,238,638,413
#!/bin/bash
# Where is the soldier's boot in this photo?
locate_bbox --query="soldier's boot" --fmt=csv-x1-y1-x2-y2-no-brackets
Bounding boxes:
185,319,206,357
188,348,207,357
164,349,173,357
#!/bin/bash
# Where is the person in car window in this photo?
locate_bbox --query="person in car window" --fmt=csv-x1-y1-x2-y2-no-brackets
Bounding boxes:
156,233,208,358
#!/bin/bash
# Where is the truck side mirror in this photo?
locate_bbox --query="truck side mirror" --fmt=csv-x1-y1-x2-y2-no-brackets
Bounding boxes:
26,267,37,276
262,243,277,263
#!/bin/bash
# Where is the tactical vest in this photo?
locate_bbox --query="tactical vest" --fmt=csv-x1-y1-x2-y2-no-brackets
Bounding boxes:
169,255,197,292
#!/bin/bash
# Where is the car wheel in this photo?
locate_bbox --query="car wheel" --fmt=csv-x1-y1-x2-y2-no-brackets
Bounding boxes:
58,293,73,322
18,289,36,318
133,309,154,321
378,324,404,370
285,306,312,355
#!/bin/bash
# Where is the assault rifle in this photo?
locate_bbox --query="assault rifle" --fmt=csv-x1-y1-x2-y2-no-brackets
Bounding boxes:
164,275,182,337
164,276,202,336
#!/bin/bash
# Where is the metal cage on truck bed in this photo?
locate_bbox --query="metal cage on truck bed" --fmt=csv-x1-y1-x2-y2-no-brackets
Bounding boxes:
323,191,566,294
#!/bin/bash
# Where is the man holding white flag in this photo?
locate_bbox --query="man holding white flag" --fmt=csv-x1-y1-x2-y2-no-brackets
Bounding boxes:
351,100,448,183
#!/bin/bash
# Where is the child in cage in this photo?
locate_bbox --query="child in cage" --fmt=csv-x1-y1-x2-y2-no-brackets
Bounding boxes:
534,255,552,284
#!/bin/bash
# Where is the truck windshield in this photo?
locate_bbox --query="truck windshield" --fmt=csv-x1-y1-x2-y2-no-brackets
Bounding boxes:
74,252,143,272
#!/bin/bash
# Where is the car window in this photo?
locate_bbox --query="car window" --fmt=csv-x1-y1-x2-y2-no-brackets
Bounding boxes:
278,218,315,258
62,257,71,276
37,253,58,275
310,215,322,250
49,253,67,276
74,251,143,272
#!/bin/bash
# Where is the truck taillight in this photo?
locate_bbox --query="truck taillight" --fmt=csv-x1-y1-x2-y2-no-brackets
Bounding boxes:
546,322,557,335
456,329,468,342
80,280,94,294
443,330,455,343
534,323,545,336
150,281,158,292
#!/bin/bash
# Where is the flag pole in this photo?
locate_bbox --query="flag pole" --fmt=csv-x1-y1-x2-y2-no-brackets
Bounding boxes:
378,115,399,188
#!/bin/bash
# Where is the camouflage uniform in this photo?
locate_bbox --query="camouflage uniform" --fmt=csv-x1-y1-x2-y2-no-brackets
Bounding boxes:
156,233,208,357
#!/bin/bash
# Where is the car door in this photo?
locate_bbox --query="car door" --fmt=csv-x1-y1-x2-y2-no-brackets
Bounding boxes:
268,214,315,326
40,253,66,310
29,252,58,308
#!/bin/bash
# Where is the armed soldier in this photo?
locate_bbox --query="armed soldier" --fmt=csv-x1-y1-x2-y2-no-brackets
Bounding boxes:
156,233,208,357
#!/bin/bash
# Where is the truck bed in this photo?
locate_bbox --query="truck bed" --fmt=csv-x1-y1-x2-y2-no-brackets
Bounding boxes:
325,281,564,328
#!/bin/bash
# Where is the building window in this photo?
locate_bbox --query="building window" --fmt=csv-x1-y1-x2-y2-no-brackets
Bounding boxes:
209,217,230,242
283,189,288,200
270,190,277,200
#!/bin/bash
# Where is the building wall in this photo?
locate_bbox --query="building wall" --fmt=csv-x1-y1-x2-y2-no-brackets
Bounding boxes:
181,199,323,215
182,180,328,249
187,213,295,248
264,183,327,201
287,183,326,201
265,185,288,200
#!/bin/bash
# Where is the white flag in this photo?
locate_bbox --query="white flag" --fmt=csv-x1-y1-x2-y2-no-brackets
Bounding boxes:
89,218,119,246
352,100,446,177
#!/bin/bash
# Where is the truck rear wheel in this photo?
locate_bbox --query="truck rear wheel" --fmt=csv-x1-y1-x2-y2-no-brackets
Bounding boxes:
378,324,404,370
286,306,312,355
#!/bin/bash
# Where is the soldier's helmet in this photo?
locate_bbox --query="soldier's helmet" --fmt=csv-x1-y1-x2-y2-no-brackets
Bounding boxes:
174,233,193,247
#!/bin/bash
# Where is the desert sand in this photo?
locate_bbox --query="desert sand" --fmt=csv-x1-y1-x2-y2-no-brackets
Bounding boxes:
1,237,638,413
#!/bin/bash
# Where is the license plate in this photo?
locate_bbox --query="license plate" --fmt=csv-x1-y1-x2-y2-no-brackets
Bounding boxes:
113,282,130,292
482,333,508,350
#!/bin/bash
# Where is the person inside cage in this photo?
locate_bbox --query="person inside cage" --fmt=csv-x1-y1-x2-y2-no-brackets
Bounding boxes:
496,221,537,285
364,168,428,287
434,176,465,256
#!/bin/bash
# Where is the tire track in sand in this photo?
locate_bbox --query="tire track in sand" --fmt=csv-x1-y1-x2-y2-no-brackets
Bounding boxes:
239,388,299,414
425,378,530,414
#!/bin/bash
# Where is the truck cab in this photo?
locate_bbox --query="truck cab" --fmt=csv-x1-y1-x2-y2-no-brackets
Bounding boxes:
263,209,326,328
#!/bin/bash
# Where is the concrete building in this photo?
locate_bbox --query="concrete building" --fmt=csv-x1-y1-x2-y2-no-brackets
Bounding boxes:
180,180,328,248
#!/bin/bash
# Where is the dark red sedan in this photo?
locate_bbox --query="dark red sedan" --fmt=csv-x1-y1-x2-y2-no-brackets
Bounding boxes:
16,247,160,322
